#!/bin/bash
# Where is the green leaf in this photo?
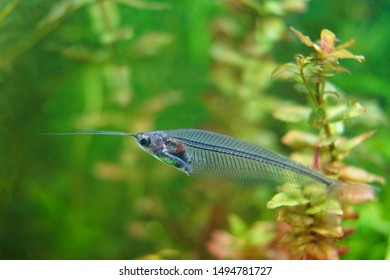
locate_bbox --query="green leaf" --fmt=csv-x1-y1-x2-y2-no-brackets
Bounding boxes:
334,130,376,154
228,214,247,237
329,49,365,63
39,0,90,26
267,192,309,209
101,27,134,44
325,200,343,215
306,199,343,215
264,0,285,15
325,102,367,124
211,43,245,66
129,32,174,58
247,222,275,245
338,166,386,185
115,0,170,10
282,130,321,149
290,27,313,47
272,63,300,80
303,184,327,206
273,105,311,123
0,0,18,23
311,225,343,238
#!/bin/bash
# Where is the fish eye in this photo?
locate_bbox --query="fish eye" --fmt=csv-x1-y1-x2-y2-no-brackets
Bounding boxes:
139,137,151,147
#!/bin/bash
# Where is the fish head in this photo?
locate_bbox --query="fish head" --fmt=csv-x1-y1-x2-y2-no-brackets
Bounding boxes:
133,131,167,156
133,131,191,174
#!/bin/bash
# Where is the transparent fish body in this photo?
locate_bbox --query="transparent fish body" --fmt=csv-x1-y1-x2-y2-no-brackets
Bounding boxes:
43,128,376,197
161,129,335,191
127,129,335,192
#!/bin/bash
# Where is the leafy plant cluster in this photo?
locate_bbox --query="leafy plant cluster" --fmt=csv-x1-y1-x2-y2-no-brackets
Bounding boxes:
269,28,385,259
207,27,386,260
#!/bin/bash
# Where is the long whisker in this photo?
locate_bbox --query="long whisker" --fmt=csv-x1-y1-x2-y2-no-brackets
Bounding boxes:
39,130,136,137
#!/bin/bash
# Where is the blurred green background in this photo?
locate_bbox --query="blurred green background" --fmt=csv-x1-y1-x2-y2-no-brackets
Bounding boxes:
0,0,389,259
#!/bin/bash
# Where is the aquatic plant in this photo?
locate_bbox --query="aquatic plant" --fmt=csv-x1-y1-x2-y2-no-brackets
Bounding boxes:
208,27,385,260
270,28,384,259
207,0,309,146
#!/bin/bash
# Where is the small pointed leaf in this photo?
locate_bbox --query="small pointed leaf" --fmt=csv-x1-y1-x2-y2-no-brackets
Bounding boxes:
312,225,343,239
267,192,309,209
303,184,327,206
325,102,367,124
272,63,300,80
115,0,170,10
335,130,375,153
339,166,386,185
335,39,356,50
130,32,173,57
101,27,134,44
228,214,247,237
329,49,365,62
282,130,321,149
273,105,311,123
326,199,343,215
290,27,313,47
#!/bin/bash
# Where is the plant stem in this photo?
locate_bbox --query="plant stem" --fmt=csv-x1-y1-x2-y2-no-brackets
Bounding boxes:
299,64,318,107
300,64,338,165
316,70,337,163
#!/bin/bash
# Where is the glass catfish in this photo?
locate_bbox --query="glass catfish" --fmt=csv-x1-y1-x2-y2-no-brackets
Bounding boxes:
44,128,375,196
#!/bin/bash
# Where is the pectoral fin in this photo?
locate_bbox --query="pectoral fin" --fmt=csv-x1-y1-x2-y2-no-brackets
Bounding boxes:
155,152,192,175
